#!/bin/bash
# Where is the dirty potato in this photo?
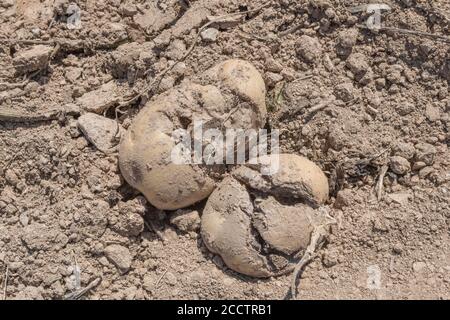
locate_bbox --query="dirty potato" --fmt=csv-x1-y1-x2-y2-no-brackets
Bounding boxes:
201,154,329,277
119,59,266,210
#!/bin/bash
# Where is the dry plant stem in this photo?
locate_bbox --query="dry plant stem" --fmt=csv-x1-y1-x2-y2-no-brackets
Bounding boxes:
64,277,101,300
0,109,62,122
0,106,80,123
357,24,450,44
155,269,169,288
376,164,389,201
306,97,335,116
290,225,327,299
3,266,8,300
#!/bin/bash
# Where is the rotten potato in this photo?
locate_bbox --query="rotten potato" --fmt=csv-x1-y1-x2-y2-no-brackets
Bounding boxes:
119,59,266,210
201,154,330,277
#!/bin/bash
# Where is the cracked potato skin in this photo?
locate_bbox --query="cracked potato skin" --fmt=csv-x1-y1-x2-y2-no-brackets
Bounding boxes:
201,154,329,277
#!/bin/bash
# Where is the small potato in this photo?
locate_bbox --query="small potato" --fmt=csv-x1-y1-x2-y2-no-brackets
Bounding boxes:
201,154,329,277
119,60,267,210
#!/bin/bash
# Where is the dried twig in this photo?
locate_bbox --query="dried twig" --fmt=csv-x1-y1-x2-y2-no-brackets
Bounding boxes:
357,24,450,44
155,269,169,288
0,106,79,123
64,277,101,300
290,216,335,299
375,164,389,201
3,266,8,300
305,96,335,117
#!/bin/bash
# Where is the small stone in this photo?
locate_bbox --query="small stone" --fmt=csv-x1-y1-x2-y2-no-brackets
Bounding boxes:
419,166,434,178
109,200,145,237
12,286,43,300
337,28,358,49
104,244,132,274
375,78,386,89
64,67,82,83
169,210,201,233
76,81,120,114
13,45,53,75
412,161,426,171
1,0,14,8
334,189,353,209
392,141,415,160
200,28,219,42
392,243,403,254
346,53,369,74
425,105,440,122
322,249,339,267
77,113,121,151
19,212,29,226
336,28,358,57
165,39,186,60
415,142,436,165
412,261,427,273
389,156,411,175
165,272,177,286
5,169,19,186
396,102,414,116
264,72,283,87
296,35,322,63
265,58,283,73
22,224,67,251
334,83,355,102
388,192,412,206
120,2,137,16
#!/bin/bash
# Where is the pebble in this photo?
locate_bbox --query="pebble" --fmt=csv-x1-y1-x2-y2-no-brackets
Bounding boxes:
414,142,436,165
412,161,426,171
419,166,434,178
296,35,322,63
392,141,415,160
425,105,440,122
412,261,427,273
264,72,283,87
200,28,219,42
104,244,132,274
169,210,201,233
76,81,120,114
334,189,353,209
13,45,53,74
77,113,120,151
334,83,355,102
389,156,411,175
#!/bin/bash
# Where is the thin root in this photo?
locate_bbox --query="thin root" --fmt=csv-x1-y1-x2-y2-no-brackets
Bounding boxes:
290,213,336,299
375,164,389,201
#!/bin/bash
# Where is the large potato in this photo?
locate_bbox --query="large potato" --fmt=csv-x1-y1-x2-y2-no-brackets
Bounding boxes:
201,154,329,277
119,60,266,210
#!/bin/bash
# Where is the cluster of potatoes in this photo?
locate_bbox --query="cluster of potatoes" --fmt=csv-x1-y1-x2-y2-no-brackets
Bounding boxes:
119,60,330,277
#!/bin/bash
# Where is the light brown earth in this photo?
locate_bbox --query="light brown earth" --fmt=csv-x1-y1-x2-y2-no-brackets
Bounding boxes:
0,0,449,300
